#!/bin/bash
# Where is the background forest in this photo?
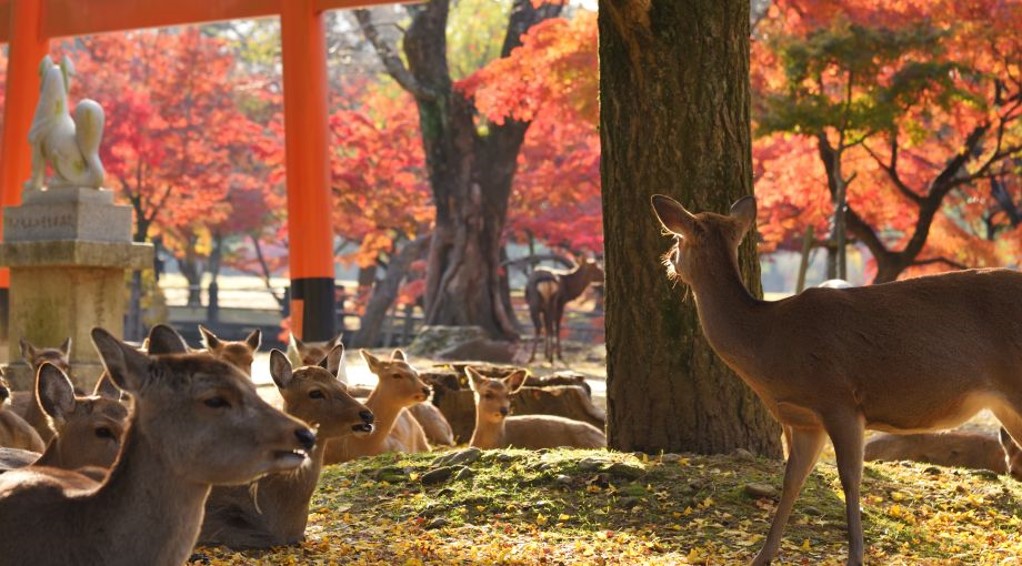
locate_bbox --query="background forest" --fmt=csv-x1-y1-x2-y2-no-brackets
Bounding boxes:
0,0,1016,343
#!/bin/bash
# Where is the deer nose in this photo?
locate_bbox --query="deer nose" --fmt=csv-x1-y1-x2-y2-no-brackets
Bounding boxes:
359,410,375,424
421,386,431,397
499,406,509,417
294,428,316,451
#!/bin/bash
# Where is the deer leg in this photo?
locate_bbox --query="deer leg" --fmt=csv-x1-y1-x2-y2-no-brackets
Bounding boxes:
990,405,1022,477
825,413,866,566
528,307,542,363
554,302,566,362
752,426,826,566
544,307,555,364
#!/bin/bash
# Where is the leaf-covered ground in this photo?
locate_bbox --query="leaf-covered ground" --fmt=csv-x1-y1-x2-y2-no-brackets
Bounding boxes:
190,447,1022,565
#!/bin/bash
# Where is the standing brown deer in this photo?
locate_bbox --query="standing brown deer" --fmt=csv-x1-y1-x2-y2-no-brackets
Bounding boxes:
652,194,1022,565
199,347,374,549
526,258,604,364
0,327,315,566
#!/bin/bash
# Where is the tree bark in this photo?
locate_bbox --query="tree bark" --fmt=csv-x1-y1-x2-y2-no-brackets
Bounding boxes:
600,0,783,456
351,235,431,348
358,0,561,340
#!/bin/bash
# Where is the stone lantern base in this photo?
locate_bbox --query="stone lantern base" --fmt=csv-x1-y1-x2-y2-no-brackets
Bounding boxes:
0,187,152,390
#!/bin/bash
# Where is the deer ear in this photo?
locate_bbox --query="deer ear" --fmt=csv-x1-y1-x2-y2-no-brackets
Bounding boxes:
59,337,72,355
269,349,294,389
391,349,407,362
36,363,76,423
92,372,123,400
465,366,487,392
651,194,697,238
729,196,757,238
245,329,262,351
361,349,382,375
198,325,221,351
147,324,189,355
321,344,345,380
503,370,528,393
19,338,37,363
91,328,151,394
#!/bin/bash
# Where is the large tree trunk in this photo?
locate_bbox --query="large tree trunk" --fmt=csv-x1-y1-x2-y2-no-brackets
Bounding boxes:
358,0,560,340
600,0,782,456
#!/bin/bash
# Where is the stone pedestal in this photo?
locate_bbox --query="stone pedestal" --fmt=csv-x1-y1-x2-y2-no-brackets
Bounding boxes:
0,187,152,390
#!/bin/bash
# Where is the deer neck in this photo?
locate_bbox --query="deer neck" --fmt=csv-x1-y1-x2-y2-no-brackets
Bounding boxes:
90,419,211,564
359,389,407,450
687,250,762,367
560,268,590,303
470,414,506,449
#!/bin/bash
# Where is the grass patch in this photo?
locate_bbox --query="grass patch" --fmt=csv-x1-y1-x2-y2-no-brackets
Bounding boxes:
192,449,1022,565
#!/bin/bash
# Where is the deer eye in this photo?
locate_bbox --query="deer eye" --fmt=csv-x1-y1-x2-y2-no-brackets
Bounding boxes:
309,390,325,399
203,396,231,409
95,427,115,440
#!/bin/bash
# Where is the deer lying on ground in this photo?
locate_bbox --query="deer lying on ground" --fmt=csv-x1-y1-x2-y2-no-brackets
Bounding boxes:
652,194,1022,565
288,333,452,446
29,362,127,473
526,258,605,364
0,373,44,453
466,366,606,449
865,430,1022,478
199,324,262,376
323,349,431,464
0,326,315,566
199,347,374,549
10,337,73,443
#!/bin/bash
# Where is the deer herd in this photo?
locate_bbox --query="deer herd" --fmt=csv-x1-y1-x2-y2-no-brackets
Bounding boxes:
2,196,1022,563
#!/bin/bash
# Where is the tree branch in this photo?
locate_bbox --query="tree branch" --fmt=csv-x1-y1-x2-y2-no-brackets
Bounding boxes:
354,9,438,100
862,137,922,205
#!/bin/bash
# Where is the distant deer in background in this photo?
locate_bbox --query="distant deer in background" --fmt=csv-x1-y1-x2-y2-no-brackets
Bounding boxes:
287,332,343,374
199,325,261,376
526,258,604,364
11,337,73,443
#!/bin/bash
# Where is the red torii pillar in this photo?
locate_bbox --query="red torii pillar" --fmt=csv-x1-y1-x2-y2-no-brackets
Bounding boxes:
0,0,401,342
280,0,335,342
0,0,49,322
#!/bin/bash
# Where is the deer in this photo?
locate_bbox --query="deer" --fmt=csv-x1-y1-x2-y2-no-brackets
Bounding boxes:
466,366,605,449
199,346,374,549
0,372,45,453
652,193,1022,565
29,362,128,473
287,332,343,374
526,257,605,364
323,349,431,464
10,336,73,443
865,430,1022,478
199,324,262,376
0,326,315,566
289,332,454,446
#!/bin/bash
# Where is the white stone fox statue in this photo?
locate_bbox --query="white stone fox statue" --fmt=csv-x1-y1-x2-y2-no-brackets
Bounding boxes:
26,55,105,192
